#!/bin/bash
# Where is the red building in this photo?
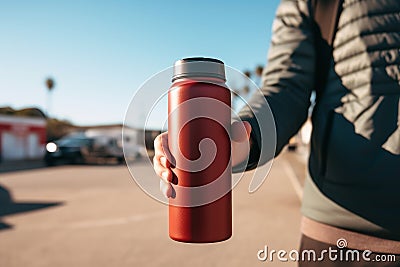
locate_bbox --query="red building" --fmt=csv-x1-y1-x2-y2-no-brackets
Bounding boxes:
0,115,46,161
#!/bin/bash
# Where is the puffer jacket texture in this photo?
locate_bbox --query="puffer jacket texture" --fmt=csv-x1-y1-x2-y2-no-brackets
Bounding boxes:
239,0,400,239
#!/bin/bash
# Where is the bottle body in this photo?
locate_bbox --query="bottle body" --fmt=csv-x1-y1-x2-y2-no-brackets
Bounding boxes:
168,78,232,243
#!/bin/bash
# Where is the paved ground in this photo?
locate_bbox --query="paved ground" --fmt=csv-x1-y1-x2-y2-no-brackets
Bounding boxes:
0,150,307,267
0,159,46,174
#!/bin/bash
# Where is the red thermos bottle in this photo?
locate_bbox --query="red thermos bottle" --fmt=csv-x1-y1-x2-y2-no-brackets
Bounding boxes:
168,57,232,243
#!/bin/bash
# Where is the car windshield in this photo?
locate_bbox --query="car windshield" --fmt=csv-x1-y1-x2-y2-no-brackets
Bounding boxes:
57,138,91,147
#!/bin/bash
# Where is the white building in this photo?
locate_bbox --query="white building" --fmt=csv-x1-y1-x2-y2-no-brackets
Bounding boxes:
0,115,46,161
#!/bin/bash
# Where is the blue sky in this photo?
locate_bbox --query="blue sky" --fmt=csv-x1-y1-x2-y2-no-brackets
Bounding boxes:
0,0,280,126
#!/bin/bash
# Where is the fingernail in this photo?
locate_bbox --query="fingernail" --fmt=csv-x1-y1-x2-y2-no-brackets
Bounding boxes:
160,180,169,198
162,171,169,180
165,185,172,198
160,156,166,166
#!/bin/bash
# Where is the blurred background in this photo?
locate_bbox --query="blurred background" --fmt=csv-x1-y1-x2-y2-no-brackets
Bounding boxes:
0,1,313,266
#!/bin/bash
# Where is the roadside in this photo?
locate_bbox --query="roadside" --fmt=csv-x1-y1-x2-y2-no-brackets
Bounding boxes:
0,159,46,174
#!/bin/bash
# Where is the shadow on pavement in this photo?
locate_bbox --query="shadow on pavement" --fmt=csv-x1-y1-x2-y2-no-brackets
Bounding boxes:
0,157,133,174
0,221,13,230
0,184,62,231
0,159,46,174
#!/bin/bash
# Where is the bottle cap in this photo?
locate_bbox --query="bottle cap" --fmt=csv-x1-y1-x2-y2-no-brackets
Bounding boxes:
172,57,226,82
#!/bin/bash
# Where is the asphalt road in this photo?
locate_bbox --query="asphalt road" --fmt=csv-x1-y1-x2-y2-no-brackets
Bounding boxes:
0,151,307,267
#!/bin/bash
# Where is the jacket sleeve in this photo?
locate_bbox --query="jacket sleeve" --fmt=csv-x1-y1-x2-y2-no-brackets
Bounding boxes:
238,0,315,171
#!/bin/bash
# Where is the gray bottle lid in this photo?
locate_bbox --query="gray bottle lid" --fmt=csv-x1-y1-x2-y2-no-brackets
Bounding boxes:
172,57,226,82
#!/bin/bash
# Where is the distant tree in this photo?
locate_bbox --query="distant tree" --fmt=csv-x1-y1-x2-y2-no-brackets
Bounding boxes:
0,106,46,118
0,106,15,115
244,70,252,78
45,77,56,117
46,78,55,92
255,65,264,77
46,118,75,141
231,66,265,111
15,108,46,118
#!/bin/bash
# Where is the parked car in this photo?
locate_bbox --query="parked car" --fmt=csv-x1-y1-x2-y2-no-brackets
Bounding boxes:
44,133,94,165
45,132,133,165
45,127,148,166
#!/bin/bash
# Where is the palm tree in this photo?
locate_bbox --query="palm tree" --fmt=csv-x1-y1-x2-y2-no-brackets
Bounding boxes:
231,66,265,111
255,65,264,77
45,77,55,118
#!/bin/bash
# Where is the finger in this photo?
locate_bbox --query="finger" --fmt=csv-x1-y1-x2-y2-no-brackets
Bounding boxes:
160,132,175,167
154,132,168,153
160,156,170,168
160,179,173,198
153,156,173,182
154,133,172,165
161,132,169,155
232,121,252,142
153,134,165,159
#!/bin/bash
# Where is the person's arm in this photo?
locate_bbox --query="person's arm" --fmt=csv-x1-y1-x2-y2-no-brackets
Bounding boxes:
238,0,315,170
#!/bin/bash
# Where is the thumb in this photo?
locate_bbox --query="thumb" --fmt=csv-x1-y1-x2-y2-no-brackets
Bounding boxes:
231,121,251,142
